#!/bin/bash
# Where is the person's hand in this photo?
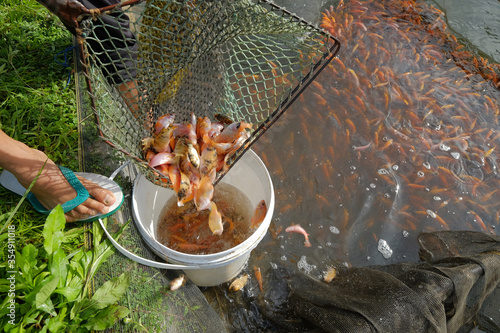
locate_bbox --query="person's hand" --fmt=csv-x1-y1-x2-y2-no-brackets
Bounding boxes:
37,0,90,29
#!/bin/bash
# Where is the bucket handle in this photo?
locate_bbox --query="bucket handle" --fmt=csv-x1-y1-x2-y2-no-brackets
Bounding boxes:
97,161,215,270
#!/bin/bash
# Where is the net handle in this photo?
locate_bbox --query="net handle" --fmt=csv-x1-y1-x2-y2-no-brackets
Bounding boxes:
82,0,144,19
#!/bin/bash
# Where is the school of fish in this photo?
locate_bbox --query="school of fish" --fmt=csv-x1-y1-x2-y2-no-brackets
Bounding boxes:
212,0,500,327
253,0,500,262
142,113,254,235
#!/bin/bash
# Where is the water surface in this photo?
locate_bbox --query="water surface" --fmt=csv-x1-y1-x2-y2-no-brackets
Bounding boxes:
203,0,500,331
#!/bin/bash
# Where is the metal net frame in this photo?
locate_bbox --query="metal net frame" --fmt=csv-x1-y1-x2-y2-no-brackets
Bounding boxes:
76,0,340,187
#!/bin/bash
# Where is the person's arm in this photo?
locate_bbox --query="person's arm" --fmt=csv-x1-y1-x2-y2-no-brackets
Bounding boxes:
36,0,89,29
38,0,142,118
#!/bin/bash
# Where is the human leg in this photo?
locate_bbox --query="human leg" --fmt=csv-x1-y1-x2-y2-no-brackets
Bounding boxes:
0,130,116,222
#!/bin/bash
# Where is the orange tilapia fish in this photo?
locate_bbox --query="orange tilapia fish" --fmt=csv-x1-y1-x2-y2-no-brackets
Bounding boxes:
149,152,175,168
167,164,181,193
250,200,267,228
253,266,263,292
169,275,186,291
177,172,193,206
229,274,249,291
153,126,175,153
213,121,252,143
143,114,258,238
154,114,176,135
200,145,218,175
209,201,223,235
324,267,337,283
194,169,216,211
196,116,212,144
285,224,312,247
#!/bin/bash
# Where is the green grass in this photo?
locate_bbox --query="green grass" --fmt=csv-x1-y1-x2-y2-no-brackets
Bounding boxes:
0,0,78,246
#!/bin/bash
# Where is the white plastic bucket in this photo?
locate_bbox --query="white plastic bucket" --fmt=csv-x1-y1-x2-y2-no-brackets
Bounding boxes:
130,149,275,286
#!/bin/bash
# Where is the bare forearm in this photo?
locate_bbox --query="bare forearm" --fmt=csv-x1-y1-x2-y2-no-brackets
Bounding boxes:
36,0,89,28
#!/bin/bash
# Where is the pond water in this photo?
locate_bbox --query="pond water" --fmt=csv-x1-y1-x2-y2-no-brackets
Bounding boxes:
202,0,500,331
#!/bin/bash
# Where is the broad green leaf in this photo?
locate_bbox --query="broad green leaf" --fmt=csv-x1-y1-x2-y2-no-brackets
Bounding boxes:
43,205,66,255
26,278,46,305
70,298,92,320
49,248,68,288
22,243,38,268
83,304,129,331
68,250,85,281
92,218,105,248
62,226,85,244
64,273,83,296
91,272,130,309
15,250,31,280
44,205,66,234
66,247,84,261
80,250,93,275
32,275,58,309
31,263,48,282
33,271,51,286
37,297,57,317
54,285,81,302
44,231,64,257
45,309,67,332
80,272,130,320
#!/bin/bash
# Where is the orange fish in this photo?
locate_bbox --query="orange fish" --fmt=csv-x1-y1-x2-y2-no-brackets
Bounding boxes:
153,126,175,153
253,266,263,292
167,164,181,193
177,172,193,206
209,202,223,235
324,267,337,283
149,152,176,168
169,275,186,291
154,114,175,136
229,274,249,291
194,169,215,211
200,145,218,175
250,200,267,228
196,116,212,144
285,224,312,247
213,121,252,143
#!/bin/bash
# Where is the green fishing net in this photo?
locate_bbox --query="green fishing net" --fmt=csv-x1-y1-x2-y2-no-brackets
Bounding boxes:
75,1,338,331
77,0,339,187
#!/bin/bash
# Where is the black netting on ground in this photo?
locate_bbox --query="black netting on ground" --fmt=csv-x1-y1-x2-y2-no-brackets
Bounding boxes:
283,231,500,333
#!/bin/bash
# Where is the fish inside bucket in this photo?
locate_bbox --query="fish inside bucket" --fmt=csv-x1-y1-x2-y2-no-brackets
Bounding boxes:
157,182,257,255
131,149,275,286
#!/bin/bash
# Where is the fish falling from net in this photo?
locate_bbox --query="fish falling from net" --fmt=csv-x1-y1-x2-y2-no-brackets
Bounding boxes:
142,113,257,235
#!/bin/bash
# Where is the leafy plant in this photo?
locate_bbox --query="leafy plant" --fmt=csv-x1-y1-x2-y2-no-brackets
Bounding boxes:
0,0,79,246
0,206,131,332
